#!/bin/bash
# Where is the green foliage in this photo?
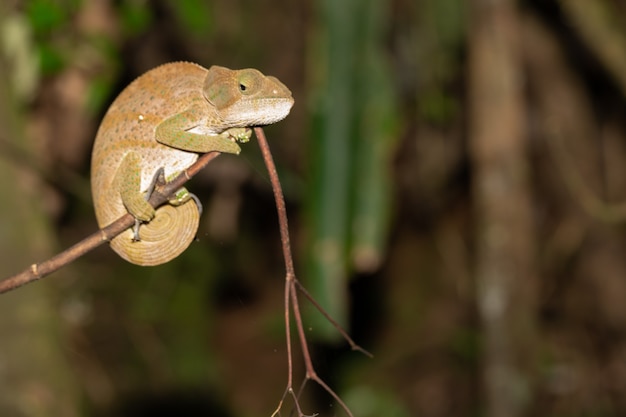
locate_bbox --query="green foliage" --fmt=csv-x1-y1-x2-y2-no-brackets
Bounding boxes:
25,0,78,74
37,42,64,74
26,0,70,34
306,0,400,340
350,0,399,274
118,0,153,35
170,0,214,37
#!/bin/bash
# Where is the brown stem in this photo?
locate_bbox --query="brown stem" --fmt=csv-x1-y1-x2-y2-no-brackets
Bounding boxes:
254,129,295,278
295,280,373,358
255,127,368,417
0,152,221,294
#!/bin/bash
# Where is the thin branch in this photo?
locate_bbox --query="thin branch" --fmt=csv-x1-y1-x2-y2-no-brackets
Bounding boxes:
295,280,373,358
0,151,221,294
254,128,295,278
255,127,369,417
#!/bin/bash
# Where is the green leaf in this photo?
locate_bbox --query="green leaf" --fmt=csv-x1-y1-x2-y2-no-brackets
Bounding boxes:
26,0,68,34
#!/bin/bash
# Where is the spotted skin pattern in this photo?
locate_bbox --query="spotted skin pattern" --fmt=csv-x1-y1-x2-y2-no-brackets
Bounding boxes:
91,62,294,265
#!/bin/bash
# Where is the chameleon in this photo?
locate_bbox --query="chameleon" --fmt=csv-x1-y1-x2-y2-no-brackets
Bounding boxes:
91,62,294,266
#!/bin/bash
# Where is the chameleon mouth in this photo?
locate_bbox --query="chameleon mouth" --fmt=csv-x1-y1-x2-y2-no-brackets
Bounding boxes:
223,98,294,127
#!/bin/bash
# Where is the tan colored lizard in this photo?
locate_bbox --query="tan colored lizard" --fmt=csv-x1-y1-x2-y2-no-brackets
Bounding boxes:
91,62,294,266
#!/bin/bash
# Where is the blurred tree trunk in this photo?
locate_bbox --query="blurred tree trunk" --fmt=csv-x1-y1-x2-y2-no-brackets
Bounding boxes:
468,1,537,417
0,15,80,417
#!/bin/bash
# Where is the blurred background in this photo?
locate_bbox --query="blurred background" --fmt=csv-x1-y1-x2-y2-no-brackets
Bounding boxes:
1,0,626,416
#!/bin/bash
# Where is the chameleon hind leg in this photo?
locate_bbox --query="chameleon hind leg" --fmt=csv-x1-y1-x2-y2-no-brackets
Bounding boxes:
116,152,156,228
111,153,201,265
130,166,203,241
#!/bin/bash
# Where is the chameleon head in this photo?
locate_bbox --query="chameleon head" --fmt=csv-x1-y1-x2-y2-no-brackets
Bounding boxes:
203,65,294,128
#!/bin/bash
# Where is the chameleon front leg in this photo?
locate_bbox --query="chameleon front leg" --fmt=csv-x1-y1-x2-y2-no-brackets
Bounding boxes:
155,107,250,155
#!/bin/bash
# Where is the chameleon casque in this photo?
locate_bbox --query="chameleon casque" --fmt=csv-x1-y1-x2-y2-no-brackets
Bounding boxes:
91,62,294,266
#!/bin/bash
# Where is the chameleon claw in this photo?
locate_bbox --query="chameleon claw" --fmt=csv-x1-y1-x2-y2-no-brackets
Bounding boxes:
145,167,166,201
132,218,142,242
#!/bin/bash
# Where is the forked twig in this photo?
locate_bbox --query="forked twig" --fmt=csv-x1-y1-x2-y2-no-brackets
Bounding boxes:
254,127,371,417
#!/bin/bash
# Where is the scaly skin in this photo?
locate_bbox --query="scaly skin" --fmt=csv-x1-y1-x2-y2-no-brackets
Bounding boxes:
91,62,294,266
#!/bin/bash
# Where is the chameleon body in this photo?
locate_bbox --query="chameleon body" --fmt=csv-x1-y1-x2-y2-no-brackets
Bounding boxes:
91,62,294,266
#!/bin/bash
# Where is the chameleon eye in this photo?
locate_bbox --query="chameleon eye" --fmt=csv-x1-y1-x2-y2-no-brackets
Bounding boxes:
237,69,262,95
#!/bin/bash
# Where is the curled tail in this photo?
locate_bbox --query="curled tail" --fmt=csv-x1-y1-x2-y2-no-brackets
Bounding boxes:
110,200,200,266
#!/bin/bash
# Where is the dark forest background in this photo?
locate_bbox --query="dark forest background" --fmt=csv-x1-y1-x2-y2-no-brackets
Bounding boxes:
1,0,626,416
